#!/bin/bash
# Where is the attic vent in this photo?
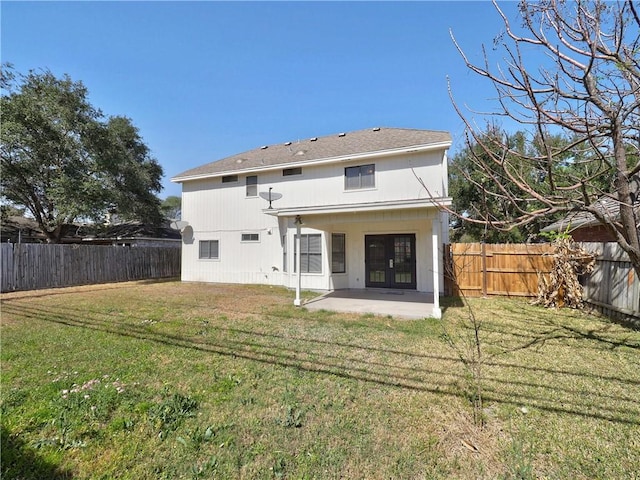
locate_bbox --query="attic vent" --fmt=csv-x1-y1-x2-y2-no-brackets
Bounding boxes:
261,145,268,149
310,137,318,142
338,132,346,137
284,141,292,146
295,150,306,156
372,127,380,131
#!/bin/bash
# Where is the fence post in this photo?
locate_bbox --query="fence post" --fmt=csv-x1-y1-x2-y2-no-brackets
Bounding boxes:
481,242,487,297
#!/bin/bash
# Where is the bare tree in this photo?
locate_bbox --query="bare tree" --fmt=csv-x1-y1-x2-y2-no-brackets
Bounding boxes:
445,0,640,276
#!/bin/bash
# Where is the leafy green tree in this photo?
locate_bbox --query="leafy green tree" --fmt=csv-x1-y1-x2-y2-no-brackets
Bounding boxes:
449,126,545,243
448,0,640,276
0,67,163,242
160,195,181,220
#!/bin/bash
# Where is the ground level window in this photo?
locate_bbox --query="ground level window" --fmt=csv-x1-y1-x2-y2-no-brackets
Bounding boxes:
241,233,259,242
199,240,219,259
331,233,346,273
294,234,322,273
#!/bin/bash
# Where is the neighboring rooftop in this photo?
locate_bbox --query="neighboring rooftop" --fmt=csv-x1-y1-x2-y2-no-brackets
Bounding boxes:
541,195,640,233
172,127,451,182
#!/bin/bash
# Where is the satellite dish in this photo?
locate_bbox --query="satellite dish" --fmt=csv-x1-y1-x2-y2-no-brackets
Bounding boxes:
259,187,283,209
170,220,189,231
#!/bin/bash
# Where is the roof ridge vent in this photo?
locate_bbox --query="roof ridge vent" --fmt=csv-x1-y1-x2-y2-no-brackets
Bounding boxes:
260,145,268,149
284,141,292,146
372,127,381,132
310,137,318,142
338,132,346,137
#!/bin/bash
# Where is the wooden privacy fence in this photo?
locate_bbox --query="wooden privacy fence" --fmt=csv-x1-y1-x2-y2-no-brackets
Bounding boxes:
1,243,181,293
445,242,640,321
444,243,554,297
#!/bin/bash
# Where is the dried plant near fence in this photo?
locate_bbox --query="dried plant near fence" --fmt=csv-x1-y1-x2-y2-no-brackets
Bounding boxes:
534,238,596,309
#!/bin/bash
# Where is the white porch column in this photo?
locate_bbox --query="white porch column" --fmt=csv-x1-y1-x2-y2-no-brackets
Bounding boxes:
294,216,302,306
431,216,442,319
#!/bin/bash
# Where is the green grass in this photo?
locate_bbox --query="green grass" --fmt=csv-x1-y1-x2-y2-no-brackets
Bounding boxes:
1,281,639,479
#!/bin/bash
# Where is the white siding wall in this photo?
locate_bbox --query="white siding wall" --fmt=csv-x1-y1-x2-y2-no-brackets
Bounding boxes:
260,150,446,211
179,149,447,291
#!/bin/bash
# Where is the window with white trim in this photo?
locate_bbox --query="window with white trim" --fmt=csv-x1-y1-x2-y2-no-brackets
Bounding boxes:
246,175,258,197
331,233,346,273
199,240,219,259
345,164,375,190
294,234,322,273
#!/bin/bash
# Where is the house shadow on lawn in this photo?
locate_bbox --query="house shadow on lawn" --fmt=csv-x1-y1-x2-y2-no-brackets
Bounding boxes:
1,425,73,480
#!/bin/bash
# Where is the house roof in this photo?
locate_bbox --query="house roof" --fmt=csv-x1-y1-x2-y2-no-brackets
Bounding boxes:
541,196,640,233
172,127,452,182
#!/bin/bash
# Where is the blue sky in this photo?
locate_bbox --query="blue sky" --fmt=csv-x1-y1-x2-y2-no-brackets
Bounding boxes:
2,1,523,198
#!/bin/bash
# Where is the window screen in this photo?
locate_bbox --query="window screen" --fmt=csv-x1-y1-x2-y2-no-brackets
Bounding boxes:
331,233,346,273
294,234,322,273
345,164,375,190
246,175,258,197
199,240,219,259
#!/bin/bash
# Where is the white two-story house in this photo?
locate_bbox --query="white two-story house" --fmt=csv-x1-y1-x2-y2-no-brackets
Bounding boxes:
171,127,452,318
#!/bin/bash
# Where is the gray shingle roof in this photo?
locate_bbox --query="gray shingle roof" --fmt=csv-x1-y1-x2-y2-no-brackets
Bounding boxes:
172,127,451,181
541,196,640,232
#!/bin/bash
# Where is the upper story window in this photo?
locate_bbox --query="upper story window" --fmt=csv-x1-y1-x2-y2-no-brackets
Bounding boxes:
283,167,302,176
222,175,238,183
345,164,375,190
246,175,258,197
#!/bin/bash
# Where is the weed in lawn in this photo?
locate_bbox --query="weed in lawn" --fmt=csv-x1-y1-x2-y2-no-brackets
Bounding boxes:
500,422,535,480
278,405,305,428
37,374,140,449
148,390,198,438
189,455,219,479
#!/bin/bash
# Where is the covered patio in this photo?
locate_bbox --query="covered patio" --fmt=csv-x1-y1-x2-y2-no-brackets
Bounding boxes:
303,289,436,320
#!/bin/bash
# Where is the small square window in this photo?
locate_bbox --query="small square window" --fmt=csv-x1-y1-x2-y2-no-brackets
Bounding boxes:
345,164,375,190
241,233,260,242
246,175,258,197
199,240,219,259
222,175,238,183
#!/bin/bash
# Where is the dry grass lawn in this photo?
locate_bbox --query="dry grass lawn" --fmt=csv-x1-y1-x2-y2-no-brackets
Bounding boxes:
1,280,639,479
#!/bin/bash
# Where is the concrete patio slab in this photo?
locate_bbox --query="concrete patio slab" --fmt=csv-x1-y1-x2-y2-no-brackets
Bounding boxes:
303,289,436,320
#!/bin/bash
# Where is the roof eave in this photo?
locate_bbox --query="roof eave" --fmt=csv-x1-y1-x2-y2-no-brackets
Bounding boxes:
171,140,452,184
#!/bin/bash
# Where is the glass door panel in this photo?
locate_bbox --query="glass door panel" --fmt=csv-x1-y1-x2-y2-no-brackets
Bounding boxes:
366,236,387,285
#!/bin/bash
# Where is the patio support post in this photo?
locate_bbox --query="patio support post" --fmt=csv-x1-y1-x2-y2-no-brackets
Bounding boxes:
294,216,302,306
431,217,442,319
